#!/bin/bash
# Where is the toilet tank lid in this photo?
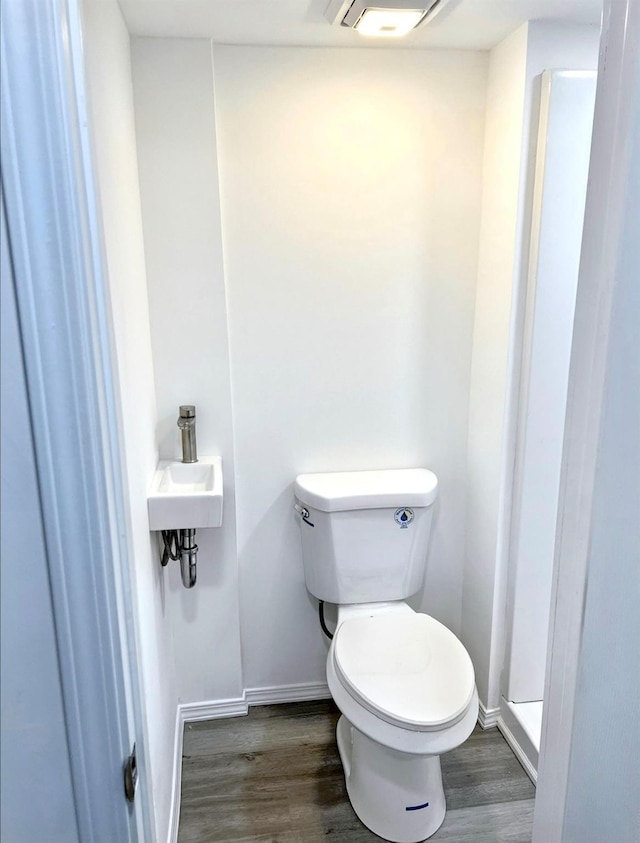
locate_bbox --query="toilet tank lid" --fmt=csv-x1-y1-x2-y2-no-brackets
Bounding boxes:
294,468,438,512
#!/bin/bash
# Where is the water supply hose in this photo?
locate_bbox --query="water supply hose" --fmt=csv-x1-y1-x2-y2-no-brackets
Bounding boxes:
161,530,180,566
319,600,334,640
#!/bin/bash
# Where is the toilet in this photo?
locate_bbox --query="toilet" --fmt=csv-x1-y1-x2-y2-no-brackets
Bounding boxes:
294,468,478,843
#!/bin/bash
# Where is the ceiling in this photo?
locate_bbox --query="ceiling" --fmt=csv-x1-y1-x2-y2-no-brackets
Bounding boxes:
119,0,602,50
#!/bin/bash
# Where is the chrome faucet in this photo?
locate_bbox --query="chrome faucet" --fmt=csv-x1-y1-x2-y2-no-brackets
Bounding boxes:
177,405,197,463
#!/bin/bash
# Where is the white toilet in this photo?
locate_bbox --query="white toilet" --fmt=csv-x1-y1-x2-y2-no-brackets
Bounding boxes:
294,468,478,843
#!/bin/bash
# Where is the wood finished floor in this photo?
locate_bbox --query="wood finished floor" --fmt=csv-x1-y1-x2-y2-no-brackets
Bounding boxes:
178,700,534,843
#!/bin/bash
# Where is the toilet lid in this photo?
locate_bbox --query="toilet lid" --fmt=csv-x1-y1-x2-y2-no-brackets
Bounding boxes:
333,613,475,731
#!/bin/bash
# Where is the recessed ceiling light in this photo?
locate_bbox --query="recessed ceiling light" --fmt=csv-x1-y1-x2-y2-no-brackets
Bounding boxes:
325,0,452,37
355,9,427,37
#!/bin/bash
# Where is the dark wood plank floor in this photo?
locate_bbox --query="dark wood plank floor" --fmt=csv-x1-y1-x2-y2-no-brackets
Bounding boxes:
178,700,534,843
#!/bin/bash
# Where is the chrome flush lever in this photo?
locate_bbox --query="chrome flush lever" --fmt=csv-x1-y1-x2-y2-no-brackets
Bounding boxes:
294,503,314,527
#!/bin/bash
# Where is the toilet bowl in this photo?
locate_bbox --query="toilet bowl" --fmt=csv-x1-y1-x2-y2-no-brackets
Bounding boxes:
326,602,478,842
294,468,478,843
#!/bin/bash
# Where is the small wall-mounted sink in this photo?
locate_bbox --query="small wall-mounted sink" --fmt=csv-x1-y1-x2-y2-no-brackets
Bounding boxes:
148,456,223,531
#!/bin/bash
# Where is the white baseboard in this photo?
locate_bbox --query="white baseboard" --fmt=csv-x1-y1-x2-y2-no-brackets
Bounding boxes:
168,681,331,842
497,713,538,785
180,695,248,722
167,705,184,843
246,681,330,705
477,700,500,729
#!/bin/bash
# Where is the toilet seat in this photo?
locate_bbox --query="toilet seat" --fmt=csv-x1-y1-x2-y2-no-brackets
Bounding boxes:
333,612,475,732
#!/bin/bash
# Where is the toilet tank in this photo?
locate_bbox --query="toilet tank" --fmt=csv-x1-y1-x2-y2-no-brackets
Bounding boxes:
294,468,438,604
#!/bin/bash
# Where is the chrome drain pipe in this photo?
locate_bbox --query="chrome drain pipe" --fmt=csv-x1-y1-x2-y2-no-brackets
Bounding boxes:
160,528,198,588
179,528,198,589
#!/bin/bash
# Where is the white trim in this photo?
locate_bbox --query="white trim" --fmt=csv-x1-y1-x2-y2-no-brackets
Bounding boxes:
497,715,537,786
168,682,332,842
477,701,500,730
533,2,638,840
502,71,597,706
166,706,185,843
246,681,331,706
181,696,248,723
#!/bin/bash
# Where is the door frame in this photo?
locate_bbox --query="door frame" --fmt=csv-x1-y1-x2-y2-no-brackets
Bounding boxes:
1,1,152,840
533,0,639,839
502,69,597,706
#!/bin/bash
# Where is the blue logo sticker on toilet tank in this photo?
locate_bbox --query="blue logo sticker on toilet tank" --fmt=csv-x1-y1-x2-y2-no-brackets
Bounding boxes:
394,508,414,528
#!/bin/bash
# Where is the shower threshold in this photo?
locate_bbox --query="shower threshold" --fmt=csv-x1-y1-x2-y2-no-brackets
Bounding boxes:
497,698,543,785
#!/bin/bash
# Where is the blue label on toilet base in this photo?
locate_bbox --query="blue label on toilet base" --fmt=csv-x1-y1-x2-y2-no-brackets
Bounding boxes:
405,802,429,811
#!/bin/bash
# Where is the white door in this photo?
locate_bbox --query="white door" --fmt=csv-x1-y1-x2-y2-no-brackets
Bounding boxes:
1,1,151,840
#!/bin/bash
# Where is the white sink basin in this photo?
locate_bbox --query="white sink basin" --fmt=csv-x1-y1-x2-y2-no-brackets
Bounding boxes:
147,456,223,531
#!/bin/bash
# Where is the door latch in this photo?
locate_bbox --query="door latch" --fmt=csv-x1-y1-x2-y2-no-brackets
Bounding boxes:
124,743,138,803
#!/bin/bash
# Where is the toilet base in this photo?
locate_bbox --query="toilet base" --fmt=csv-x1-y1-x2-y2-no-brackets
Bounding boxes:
336,715,446,843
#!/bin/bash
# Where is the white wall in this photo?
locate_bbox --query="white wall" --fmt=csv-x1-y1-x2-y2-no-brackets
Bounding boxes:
212,46,487,689
131,38,244,704
462,21,600,711
463,23,529,713
82,3,177,839
124,21,601,729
